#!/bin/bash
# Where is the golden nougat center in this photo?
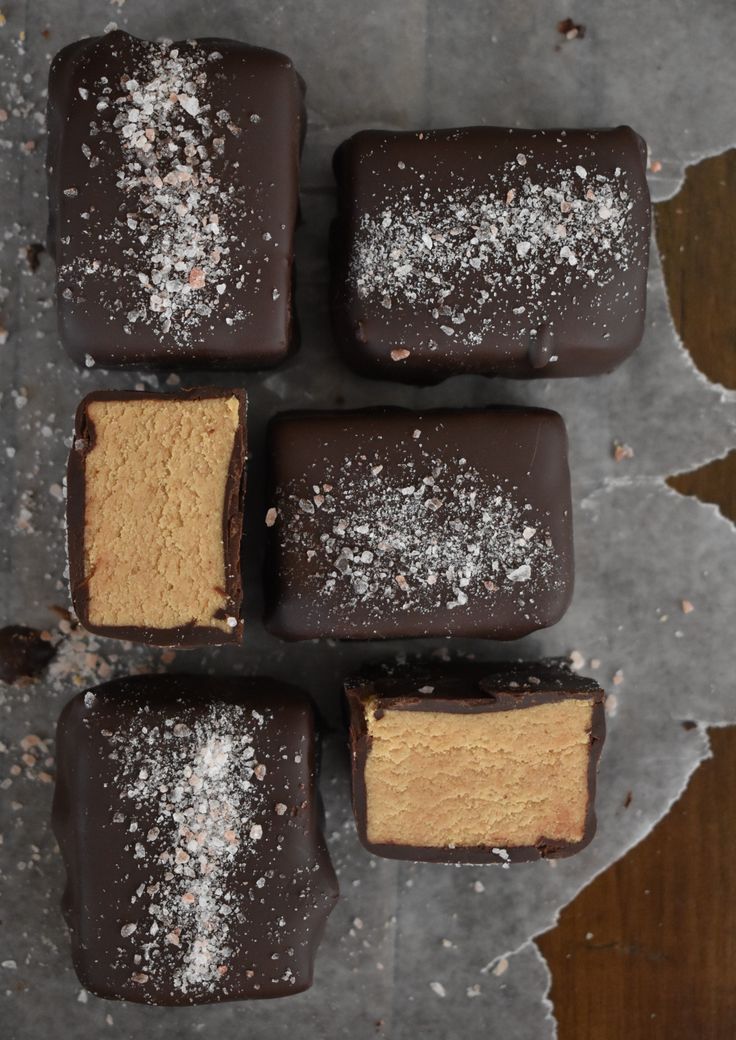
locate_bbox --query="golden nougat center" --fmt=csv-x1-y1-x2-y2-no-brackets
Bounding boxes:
83,397,240,630
364,699,593,848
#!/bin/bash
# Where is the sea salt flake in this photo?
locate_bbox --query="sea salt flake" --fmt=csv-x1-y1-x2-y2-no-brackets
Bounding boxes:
178,94,200,117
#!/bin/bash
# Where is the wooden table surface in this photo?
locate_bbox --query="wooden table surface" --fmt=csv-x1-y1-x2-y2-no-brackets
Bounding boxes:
538,150,736,1038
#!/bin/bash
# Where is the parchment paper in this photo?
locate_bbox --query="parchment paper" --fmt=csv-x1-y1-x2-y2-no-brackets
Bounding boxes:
1,2,735,1038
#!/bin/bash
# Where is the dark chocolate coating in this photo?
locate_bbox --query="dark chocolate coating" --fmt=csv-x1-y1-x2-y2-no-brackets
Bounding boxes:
345,660,606,863
0,625,57,684
67,388,246,647
47,30,305,369
331,126,651,384
264,407,573,640
52,675,338,1004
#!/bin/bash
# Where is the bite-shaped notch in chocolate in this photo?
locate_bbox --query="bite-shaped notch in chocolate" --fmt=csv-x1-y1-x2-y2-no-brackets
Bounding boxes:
67,389,246,647
52,675,339,1004
346,662,606,863
264,407,573,640
332,126,651,383
47,30,305,369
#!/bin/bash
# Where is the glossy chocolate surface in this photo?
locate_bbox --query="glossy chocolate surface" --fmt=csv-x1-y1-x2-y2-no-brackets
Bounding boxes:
332,125,650,383
52,675,338,1004
265,407,573,640
346,660,606,863
47,30,305,369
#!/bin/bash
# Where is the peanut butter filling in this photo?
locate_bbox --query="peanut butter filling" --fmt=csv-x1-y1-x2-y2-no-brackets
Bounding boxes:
82,396,240,631
363,699,594,848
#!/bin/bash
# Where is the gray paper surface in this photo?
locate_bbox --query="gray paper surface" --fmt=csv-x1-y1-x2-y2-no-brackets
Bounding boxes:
1,2,735,1038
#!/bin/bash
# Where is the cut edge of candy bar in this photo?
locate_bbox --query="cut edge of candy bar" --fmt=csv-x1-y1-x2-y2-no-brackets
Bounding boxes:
346,662,605,863
67,388,246,647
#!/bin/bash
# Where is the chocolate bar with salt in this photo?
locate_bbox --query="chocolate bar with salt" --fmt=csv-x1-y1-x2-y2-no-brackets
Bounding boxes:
53,675,338,1003
265,407,573,640
332,125,650,382
48,30,305,368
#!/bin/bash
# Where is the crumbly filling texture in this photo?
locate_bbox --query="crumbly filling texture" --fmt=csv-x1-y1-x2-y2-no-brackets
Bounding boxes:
82,397,240,631
363,699,594,849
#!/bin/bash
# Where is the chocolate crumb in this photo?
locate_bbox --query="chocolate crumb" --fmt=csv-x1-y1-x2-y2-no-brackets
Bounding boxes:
24,242,46,272
557,18,586,40
0,626,57,685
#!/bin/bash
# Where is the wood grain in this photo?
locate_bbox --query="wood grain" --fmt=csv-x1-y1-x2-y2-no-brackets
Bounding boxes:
538,149,736,1037
539,727,736,1039
657,150,736,391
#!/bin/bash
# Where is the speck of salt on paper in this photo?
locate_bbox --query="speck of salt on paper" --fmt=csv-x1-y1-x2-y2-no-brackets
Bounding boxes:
569,649,586,671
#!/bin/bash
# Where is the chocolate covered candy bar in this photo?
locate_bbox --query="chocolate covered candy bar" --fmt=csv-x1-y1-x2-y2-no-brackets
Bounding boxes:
67,389,246,646
346,662,605,863
53,675,338,1004
47,30,305,368
265,407,573,640
332,126,650,382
